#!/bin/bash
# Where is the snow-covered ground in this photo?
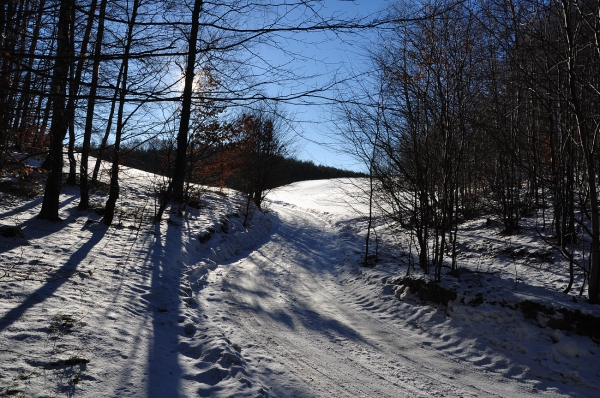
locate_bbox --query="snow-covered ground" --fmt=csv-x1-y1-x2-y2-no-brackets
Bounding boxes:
1,163,599,397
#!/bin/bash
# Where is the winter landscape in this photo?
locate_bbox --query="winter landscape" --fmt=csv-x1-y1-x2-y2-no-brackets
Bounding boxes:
3,0,600,396
1,160,599,397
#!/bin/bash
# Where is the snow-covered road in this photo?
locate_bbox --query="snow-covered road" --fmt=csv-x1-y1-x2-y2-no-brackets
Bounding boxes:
2,173,596,397
197,200,554,397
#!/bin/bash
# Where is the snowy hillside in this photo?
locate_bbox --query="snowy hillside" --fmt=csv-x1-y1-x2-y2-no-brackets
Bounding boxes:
1,165,599,397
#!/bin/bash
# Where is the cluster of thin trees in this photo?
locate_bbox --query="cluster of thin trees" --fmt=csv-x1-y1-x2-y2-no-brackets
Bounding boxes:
344,0,600,303
0,0,375,226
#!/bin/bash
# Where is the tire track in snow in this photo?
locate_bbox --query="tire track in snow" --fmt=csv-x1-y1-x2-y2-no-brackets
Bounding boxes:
222,265,409,398
195,197,568,397
199,203,557,398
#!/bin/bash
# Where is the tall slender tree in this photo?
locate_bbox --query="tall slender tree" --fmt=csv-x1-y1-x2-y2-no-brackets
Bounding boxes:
79,0,108,210
38,0,75,221
171,0,203,205
102,0,141,226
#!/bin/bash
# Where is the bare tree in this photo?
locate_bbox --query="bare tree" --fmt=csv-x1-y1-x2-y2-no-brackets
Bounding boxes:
79,0,109,210
171,0,203,204
102,0,141,226
230,105,288,225
38,0,75,221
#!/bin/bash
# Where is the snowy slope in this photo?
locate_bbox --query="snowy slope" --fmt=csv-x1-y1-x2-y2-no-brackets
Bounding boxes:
1,166,599,397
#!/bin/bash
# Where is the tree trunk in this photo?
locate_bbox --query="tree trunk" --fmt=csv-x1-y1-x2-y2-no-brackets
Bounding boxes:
91,63,123,183
103,0,140,226
38,0,75,221
66,0,99,186
171,0,203,204
79,0,107,210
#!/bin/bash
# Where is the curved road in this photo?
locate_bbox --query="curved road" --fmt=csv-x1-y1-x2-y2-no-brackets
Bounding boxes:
200,202,559,397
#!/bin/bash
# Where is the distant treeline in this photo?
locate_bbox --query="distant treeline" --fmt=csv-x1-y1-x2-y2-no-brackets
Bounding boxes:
116,145,366,190
266,156,367,188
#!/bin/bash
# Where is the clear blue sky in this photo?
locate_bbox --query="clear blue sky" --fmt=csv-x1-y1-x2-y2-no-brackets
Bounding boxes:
261,0,390,172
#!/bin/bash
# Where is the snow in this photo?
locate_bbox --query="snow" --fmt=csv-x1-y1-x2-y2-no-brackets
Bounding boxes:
1,162,599,397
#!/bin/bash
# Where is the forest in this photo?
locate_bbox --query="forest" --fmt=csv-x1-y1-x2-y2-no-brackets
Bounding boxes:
339,0,600,304
1,0,600,304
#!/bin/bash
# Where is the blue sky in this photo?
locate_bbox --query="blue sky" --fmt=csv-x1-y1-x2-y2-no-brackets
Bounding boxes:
261,0,390,172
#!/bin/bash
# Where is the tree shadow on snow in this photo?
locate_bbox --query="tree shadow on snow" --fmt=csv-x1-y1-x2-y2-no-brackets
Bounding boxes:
0,224,107,333
224,210,371,345
0,195,78,255
144,222,184,397
0,196,44,220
